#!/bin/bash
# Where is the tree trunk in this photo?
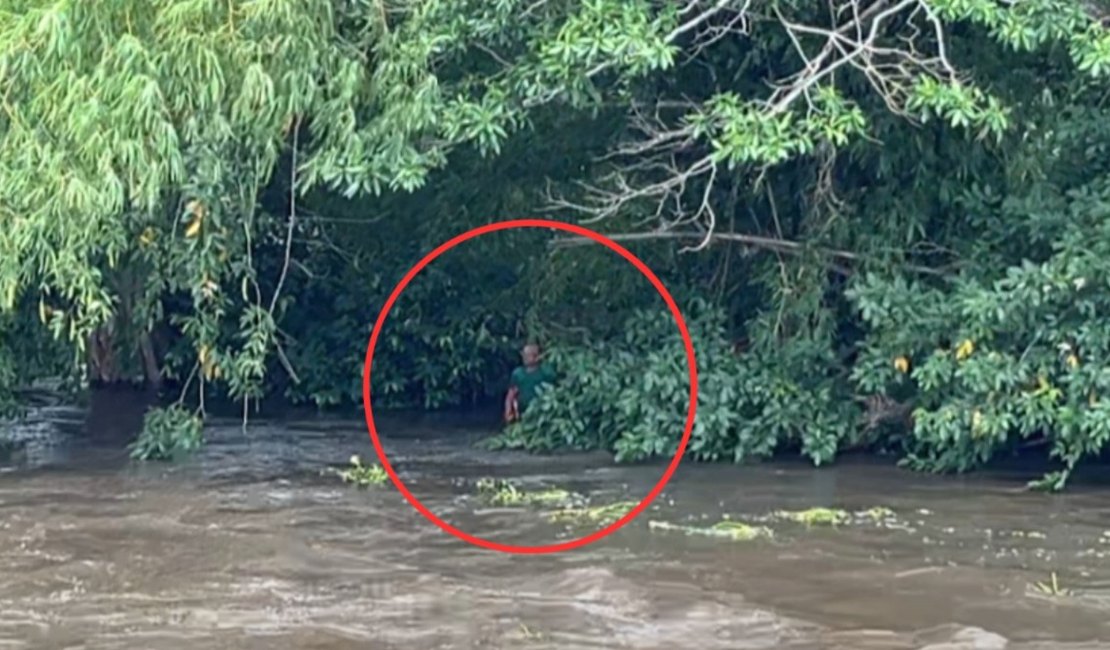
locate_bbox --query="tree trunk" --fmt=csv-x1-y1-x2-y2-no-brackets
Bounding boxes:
86,323,120,386
139,330,163,393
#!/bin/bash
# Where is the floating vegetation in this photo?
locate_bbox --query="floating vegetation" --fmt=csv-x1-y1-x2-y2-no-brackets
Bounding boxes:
773,507,851,526
475,478,581,507
861,506,896,521
548,500,638,526
476,477,525,505
768,506,901,527
517,623,545,641
1031,571,1071,598
337,455,388,487
649,520,773,542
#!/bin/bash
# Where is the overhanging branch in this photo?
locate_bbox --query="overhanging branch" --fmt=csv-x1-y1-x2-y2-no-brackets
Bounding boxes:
547,229,952,278
546,0,975,239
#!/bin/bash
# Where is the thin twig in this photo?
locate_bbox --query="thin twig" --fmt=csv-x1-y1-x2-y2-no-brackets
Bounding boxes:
269,117,299,317
262,117,303,388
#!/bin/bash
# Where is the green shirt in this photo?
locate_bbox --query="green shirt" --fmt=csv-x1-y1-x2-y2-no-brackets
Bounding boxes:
510,363,556,412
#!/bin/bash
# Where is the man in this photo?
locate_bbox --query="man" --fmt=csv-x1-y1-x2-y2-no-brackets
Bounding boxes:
503,343,556,423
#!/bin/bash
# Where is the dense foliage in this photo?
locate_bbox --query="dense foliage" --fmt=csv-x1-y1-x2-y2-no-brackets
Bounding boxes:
3,1,1110,488
488,301,856,465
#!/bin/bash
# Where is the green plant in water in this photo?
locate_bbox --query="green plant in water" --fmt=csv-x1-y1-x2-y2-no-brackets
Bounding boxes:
518,623,545,641
498,304,860,466
129,406,203,461
1031,571,1071,598
526,488,578,506
548,501,639,526
861,506,896,522
476,477,526,505
339,455,388,487
475,477,578,507
649,520,773,542
774,507,851,526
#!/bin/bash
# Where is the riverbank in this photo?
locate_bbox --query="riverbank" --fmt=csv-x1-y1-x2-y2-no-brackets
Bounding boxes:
2,398,1109,648
4,384,1109,489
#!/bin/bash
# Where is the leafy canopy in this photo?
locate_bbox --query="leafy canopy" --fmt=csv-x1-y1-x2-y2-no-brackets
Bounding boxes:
3,1,1110,488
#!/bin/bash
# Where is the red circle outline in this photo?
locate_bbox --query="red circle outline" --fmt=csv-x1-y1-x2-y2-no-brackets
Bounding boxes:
362,218,698,554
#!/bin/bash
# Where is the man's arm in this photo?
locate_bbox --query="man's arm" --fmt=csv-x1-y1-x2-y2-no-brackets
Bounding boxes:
503,386,519,423
503,369,521,423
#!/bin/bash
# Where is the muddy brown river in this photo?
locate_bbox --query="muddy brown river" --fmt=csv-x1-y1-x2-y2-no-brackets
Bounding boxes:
2,393,1109,649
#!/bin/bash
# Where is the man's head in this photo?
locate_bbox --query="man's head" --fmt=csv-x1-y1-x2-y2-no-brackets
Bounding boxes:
521,343,541,368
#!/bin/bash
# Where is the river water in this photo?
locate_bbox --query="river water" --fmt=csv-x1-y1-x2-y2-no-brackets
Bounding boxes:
1,392,1109,649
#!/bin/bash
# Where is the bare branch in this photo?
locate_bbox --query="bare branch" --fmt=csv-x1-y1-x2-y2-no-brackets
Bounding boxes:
474,42,513,69
548,229,951,277
267,117,302,389
545,0,967,242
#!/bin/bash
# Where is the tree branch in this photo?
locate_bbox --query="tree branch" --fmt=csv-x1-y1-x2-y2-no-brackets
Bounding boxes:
268,117,302,386
548,229,951,277
545,0,968,240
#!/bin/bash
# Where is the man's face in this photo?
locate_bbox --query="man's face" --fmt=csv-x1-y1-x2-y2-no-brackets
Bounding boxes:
521,345,540,366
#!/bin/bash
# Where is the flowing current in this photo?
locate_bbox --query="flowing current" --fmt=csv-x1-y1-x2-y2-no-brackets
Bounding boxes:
1,391,1109,649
